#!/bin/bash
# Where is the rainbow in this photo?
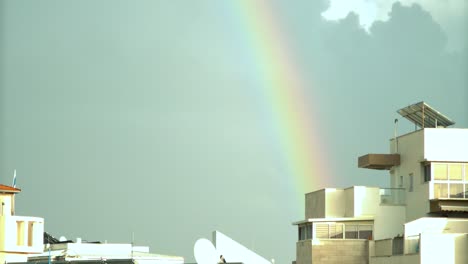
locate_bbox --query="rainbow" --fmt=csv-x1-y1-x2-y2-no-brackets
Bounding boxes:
230,0,333,213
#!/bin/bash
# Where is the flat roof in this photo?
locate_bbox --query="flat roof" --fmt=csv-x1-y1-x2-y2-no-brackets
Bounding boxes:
397,101,455,128
293,216,374,225
0,184,21,193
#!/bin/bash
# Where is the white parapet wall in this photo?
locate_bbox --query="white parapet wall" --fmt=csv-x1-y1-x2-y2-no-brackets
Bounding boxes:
0,215,44,254
420,233,468,264
424,128,468,162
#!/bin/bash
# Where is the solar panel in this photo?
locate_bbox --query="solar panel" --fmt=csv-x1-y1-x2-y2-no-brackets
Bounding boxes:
397,101,455,128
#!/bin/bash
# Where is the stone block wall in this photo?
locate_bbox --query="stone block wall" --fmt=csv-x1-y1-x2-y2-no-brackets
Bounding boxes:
297,239,369,264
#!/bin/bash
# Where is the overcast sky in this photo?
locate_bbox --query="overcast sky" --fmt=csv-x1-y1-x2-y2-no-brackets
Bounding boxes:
1,1,467,264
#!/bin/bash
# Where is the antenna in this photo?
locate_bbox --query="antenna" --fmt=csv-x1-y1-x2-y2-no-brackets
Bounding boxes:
394,119,399,153
131,232,134,260
12,169,17,188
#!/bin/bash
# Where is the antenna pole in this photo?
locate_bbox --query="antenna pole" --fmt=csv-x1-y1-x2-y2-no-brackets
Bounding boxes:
131,232,134,260
394,119,399,153
12,169,17,188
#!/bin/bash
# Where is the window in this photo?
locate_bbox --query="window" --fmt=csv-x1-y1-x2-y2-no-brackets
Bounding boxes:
431,162,468,199
423,164,431,182
345,225,358,239
450,184,464,198
449,164,463,180
434,164,448,180
358,225,373,240
28,222,34,246
313,223,373,240
17,221,25,246
306,224,312,239
399,176,404,187
316,224,329,239
298,225,306,240
409,174,414,192
330,224,343,239
434,183,449,198
298,224,312,241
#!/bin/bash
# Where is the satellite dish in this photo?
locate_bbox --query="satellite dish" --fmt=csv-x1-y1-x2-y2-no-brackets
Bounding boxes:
59,236,67,242
194,238,218,264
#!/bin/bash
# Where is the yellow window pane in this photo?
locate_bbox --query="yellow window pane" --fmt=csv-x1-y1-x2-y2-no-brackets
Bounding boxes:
449,164,463,180
434,164,448,180
449,183,464,198
434,183,448,198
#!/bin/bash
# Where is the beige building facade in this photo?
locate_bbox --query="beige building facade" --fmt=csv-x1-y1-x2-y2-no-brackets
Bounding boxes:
294,102,468,264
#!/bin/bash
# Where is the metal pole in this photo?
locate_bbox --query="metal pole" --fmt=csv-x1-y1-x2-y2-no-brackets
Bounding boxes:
48,244,51,264
422,104,425,128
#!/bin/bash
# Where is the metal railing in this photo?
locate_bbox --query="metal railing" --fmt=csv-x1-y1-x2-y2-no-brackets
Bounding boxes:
314,223,373,240
379,188,406,205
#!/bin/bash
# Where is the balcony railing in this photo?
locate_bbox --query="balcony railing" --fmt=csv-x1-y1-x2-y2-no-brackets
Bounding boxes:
405,235,420,254
314,223,373,240
379,188,406,205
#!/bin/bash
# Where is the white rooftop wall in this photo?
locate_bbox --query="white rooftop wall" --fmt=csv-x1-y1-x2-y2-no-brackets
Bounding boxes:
405,218,468,237
424,128,468,162
325,189,345,218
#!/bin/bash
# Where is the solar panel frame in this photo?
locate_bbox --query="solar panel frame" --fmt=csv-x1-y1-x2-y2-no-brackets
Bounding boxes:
397,101,455,128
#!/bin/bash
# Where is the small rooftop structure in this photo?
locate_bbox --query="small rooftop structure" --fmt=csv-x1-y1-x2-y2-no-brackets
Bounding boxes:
397,101,455,128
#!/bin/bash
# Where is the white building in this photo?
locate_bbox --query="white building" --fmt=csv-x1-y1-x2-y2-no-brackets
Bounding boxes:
26,241,184,264
0,184,44,264
0,184,183,264
294,102,468,264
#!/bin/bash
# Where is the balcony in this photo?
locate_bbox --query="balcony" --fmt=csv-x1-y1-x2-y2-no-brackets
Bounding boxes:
379,188,406,205
358,154,400,170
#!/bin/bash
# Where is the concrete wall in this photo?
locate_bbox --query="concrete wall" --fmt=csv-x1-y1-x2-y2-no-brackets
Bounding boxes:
312,240,369,264
325,189,345,218
297,239,369,264
345,188,354,217
420,233,467,264
402,219,468,264
454,234,468,264
344,186,379,218
0,194,13,216
424,128,468,162
305,190,326,219
306,189,346,219
344,186,380,218
390,130,429,222
373,205,405,240
374,239,392,257
370,254,420,264
354,187,380,217
296,240,312,264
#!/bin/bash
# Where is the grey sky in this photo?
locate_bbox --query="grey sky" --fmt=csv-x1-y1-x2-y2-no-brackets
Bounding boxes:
1,1,467,264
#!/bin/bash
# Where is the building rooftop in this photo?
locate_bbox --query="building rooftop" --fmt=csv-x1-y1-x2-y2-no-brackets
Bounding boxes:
0,184,21,193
